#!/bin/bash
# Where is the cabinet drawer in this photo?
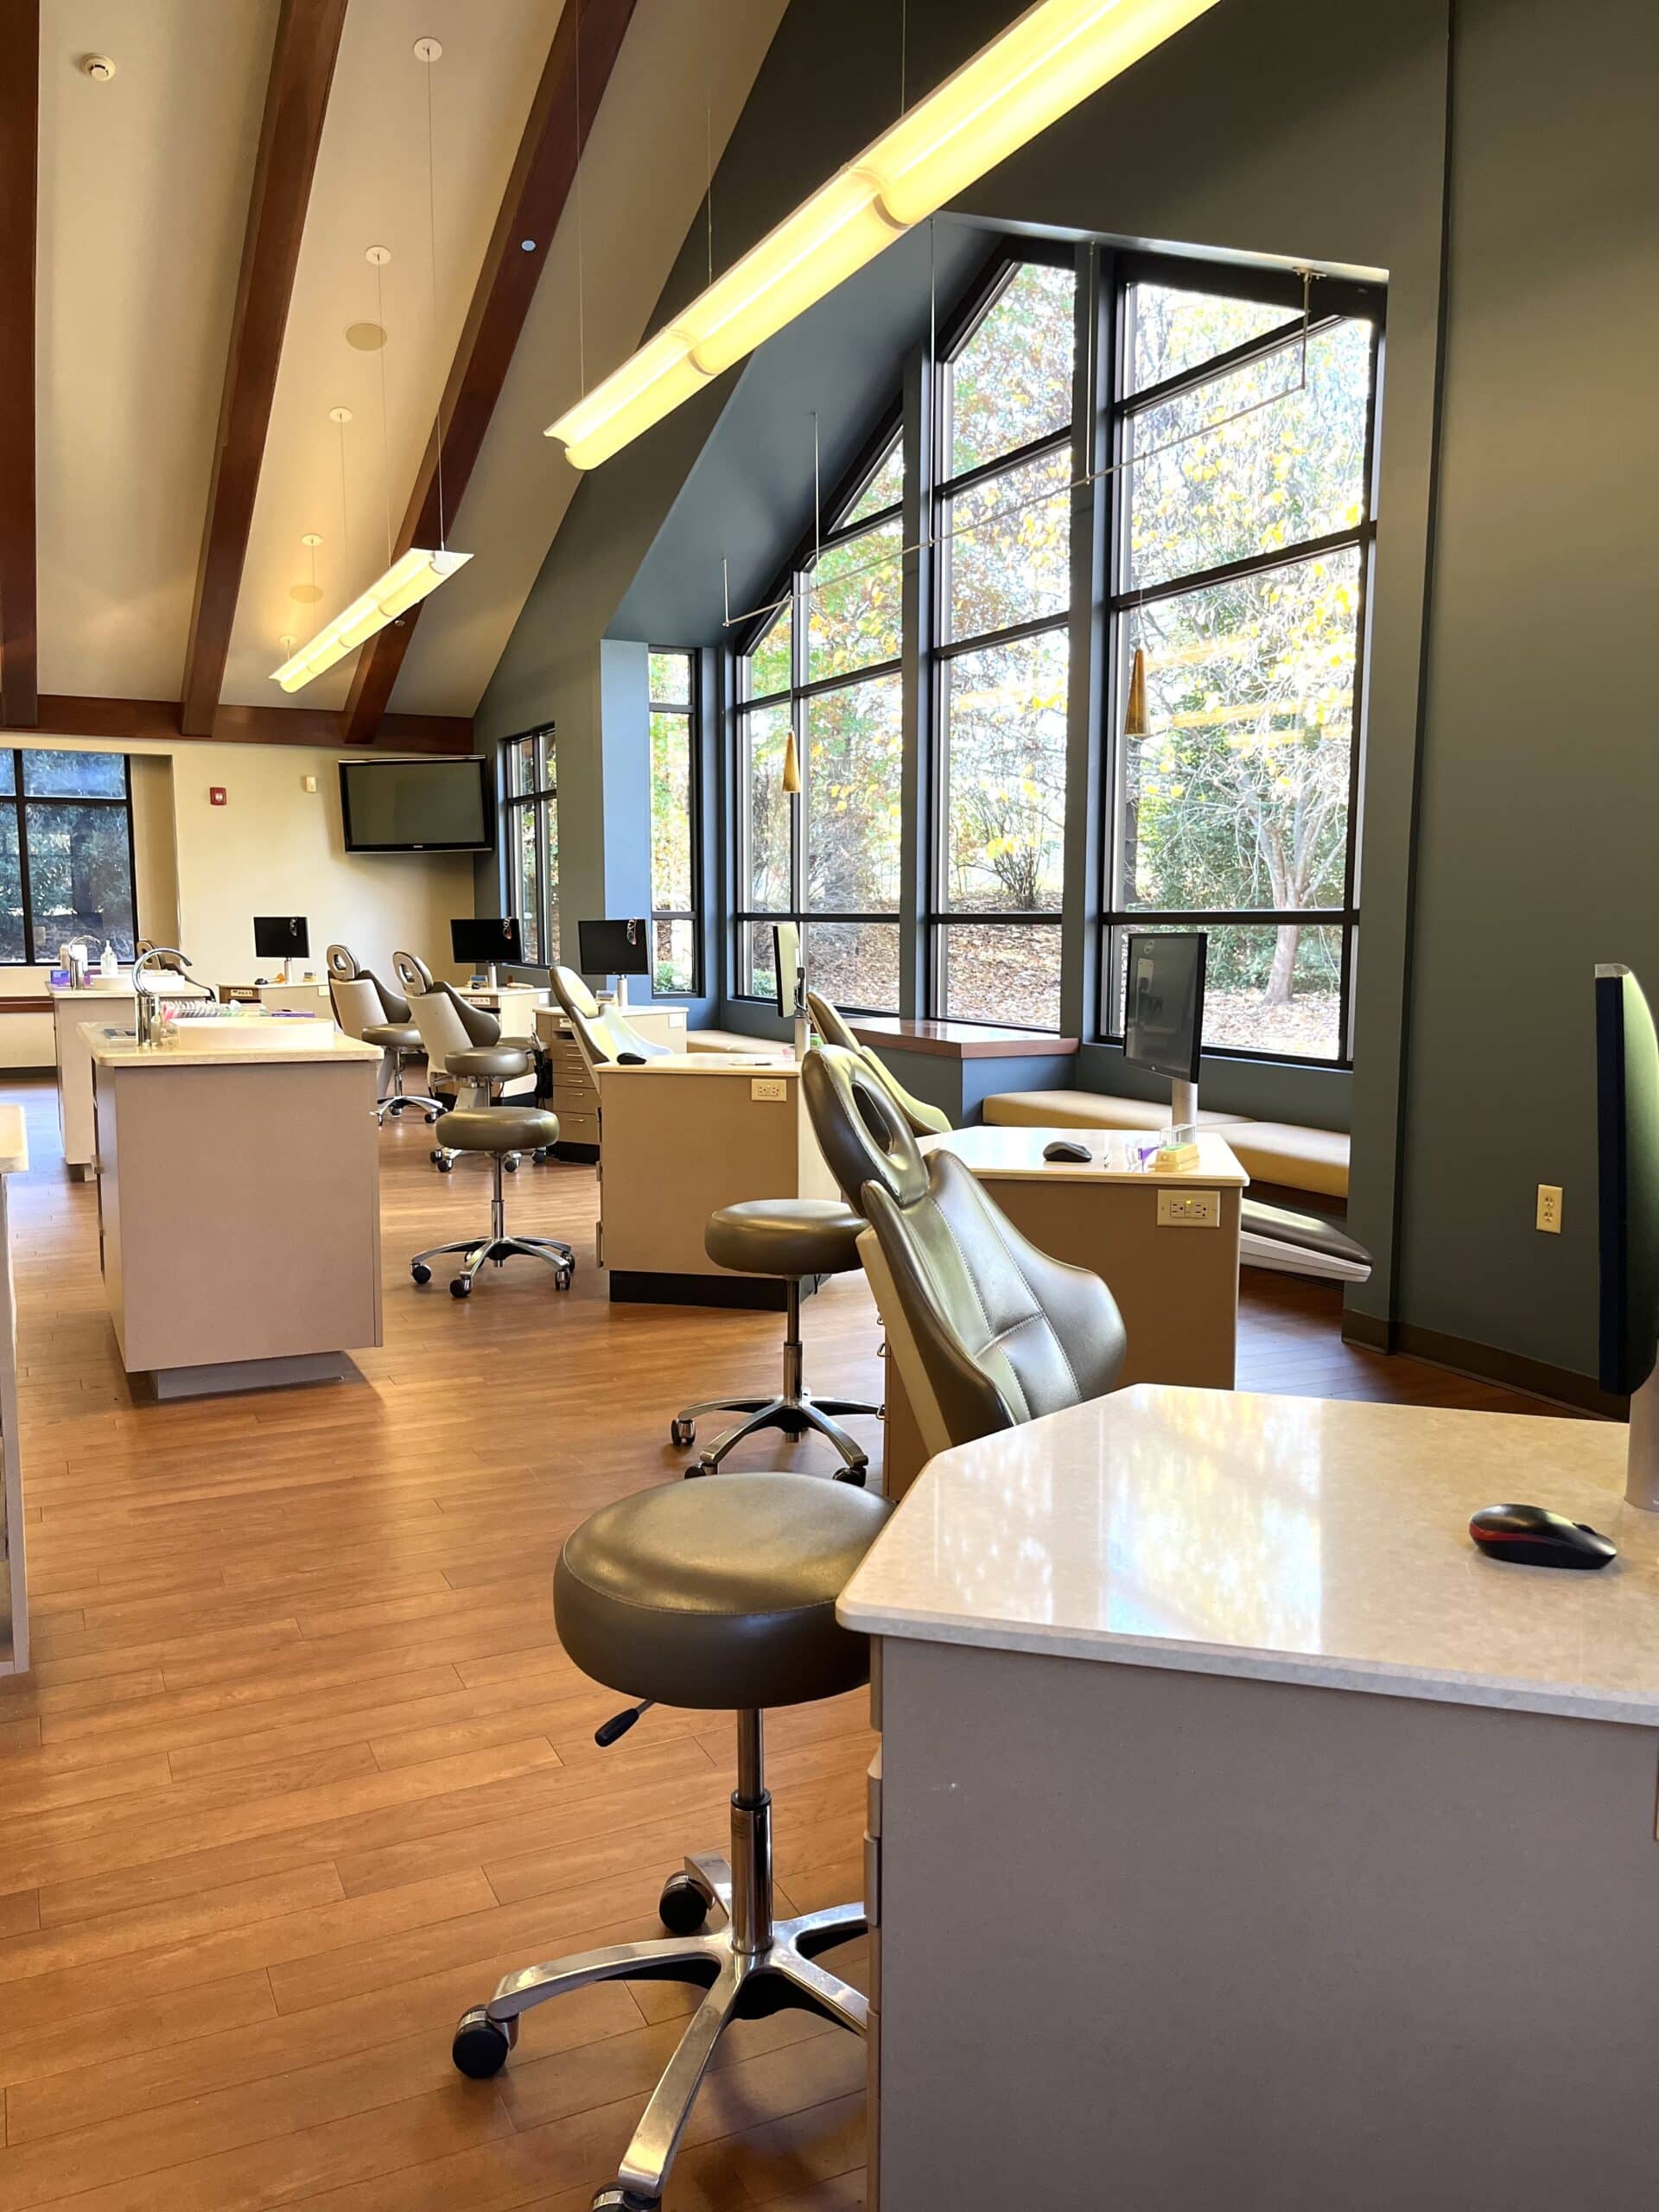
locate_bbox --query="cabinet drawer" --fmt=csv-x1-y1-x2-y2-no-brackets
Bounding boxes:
555,1108,600,1148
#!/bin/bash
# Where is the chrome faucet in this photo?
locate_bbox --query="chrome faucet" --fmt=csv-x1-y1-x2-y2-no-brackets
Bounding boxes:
131,945,193,1047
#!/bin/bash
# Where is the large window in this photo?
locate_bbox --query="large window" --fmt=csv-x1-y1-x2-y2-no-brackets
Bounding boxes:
933,257,1077,1029
648,652,700,995
0,749,136,962
1103,273,1377,1062
502,728,556,966
734,429,905,1013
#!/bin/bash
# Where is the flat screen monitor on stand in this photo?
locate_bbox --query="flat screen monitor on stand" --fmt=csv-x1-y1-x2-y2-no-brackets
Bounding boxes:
253,915,308,984
451,916,522,989
1596,963,1659,1510
577,918,651,1008
1123,931,1205,1126
772,919,807,1061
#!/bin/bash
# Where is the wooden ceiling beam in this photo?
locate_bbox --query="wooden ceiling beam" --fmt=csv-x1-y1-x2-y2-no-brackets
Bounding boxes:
37,694,473,756
178,0,350,737
0,0,40,728
341,0,639,746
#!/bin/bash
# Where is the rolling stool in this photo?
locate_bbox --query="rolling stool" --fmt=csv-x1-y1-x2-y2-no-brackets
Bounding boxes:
433,1045,550,1173
671,1199,880,1481
410,1105,575,1299
450,1471,890,2211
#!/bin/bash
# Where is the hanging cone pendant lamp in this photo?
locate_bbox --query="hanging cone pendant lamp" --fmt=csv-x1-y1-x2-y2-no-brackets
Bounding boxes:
1124,646,1150,740
782,727,803,794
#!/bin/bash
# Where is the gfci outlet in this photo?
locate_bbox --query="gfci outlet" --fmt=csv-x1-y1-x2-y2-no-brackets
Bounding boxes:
1157,1189,1219,1228
1536,1183,1563,1234
751,1077,787,1103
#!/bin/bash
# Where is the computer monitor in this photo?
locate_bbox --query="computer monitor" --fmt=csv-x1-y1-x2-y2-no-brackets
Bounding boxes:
1123,931,1206,1122
772,920,803,1021
450,916,522,976
1595,963,1659,1508
578,918,652,1004
253,916,308,969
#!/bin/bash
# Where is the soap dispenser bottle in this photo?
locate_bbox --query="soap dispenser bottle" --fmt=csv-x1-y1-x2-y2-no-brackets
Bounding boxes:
99,940,118,978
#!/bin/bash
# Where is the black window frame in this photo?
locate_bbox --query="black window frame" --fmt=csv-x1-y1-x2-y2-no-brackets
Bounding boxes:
927,240,1078,1033
1095,251,1383,1070
647,649,702,998
730,410,907,1014
499,725,557,969
0,748,140,965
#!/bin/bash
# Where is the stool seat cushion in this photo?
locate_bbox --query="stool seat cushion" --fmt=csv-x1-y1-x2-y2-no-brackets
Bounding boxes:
362,1022,421,1051
447,1044,537,1080
705,1198,867,1280
555,1473,892,1711
435,1106,561,1154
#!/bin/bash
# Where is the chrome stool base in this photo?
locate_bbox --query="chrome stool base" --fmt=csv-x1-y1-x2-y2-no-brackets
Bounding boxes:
671,1279,877,1480
451,1713,865,2209
411,1153,573,1296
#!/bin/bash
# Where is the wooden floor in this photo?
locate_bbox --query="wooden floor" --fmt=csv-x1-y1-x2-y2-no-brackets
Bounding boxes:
0,1074,1551,2210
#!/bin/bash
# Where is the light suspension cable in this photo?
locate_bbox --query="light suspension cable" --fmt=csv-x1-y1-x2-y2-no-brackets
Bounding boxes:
546,0,1222,469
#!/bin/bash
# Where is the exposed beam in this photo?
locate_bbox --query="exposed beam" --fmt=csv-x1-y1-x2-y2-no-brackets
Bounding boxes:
37,694,473,755
178,0,349,737
0,0,40,728
341,0,639,745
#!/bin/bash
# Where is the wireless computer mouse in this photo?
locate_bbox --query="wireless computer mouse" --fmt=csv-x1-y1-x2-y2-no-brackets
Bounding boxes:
1042,1139,1092,1164
1468,1503,1617,1570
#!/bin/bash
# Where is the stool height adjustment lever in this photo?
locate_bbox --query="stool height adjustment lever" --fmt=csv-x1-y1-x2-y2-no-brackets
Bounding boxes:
594,1700,655,1747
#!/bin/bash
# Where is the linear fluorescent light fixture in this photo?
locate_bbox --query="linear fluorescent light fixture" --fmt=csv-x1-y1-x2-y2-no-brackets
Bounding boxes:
270,547,472,693
545,0,1220,469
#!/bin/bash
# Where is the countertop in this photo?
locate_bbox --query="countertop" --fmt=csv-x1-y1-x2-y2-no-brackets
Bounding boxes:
922,1124,1249,1186
83,1022,381,1070
0,1104,28,1175
837,1384,1659,1725
595,1052,795,1077
48,980,137,999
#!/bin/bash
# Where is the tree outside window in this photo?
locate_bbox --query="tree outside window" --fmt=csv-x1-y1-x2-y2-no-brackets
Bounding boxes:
501,730,556,966
649,652,699,995
0,750,137,963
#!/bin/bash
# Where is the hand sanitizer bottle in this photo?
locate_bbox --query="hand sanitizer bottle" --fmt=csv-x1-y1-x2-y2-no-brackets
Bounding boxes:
99,940,118,978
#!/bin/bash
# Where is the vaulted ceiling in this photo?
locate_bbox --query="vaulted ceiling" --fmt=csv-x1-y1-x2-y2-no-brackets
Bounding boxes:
11,0,786,747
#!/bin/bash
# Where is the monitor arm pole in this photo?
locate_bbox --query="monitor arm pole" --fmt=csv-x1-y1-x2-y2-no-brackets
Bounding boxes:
1628,1365,1659,1511
1171,1077,1198,1129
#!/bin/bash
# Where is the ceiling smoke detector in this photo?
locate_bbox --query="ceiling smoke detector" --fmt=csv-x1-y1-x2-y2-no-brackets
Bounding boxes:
79,54,115,81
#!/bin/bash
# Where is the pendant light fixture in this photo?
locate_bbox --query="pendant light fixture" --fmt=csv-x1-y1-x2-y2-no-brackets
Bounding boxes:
1123,645,1149,740
781,728,803,794
272,38,469,694
546,0,1221,468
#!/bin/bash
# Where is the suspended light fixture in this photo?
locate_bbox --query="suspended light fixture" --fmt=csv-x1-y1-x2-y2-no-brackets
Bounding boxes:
271,549,473,692
546,0,1221,468
781,727,803,795
274,39,469,694
1123,645,1149,740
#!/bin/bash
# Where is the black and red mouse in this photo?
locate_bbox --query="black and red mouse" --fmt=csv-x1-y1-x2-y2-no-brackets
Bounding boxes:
1468,1503,1617,1570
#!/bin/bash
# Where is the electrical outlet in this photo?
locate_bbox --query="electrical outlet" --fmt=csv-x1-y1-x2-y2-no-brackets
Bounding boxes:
1536,1184,1563,1235
751,1077,787,1103
1157,1189,1219,1228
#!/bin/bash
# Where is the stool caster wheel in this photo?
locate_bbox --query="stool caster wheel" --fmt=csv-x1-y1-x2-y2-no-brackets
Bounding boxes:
592,2190,655,2211
556,1268,574,1292
425,1109,441,1124
670,1416,695,1448
658,1870,712,1936
505,1155,519,1173
834,1465,869,1488
683,1461,711,1479
410,1262,431,1286
451,2006,516,2078
450,1276,472,1300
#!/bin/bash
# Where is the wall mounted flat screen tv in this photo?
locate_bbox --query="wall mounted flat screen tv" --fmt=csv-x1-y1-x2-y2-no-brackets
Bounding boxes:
339,759,495,853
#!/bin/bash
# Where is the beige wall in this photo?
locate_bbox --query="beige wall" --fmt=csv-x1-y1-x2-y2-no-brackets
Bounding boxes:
0,734,478,1065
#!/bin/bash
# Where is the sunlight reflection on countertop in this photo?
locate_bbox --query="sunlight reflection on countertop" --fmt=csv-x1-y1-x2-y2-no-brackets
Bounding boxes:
839,1386,1659,1723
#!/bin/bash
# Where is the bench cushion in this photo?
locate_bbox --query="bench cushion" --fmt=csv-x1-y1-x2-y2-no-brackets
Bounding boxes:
1225,1121,1350,1199
982,1089,1249,1134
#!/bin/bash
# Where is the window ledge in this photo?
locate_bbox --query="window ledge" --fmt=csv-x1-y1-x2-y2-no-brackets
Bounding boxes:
849,1017,1078,1062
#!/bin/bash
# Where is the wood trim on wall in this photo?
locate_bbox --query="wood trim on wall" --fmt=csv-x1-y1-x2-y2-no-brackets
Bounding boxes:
1341,1310,1624,1420
341,0,641,745
36,696,473,756
179,0,350,736
0,0,40,728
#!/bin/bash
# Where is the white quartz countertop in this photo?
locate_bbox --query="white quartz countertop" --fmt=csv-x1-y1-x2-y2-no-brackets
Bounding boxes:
838,1385,1659,1725
595,1053,796,1077
83,1021,380,1069
48,979,137,999
0,1103,28,1175
923,1124,1249,1187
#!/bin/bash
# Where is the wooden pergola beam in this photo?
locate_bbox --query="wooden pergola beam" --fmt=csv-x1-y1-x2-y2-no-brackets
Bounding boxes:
0,0,40,728
178,0,350,737
341,0,639,745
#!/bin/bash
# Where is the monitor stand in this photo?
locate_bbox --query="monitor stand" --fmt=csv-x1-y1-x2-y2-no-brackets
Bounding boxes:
1628,1366,1659,1511
614,974,632,1009
1170,1077,1198,1129
486,964,499,991
793,1009,810,1063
